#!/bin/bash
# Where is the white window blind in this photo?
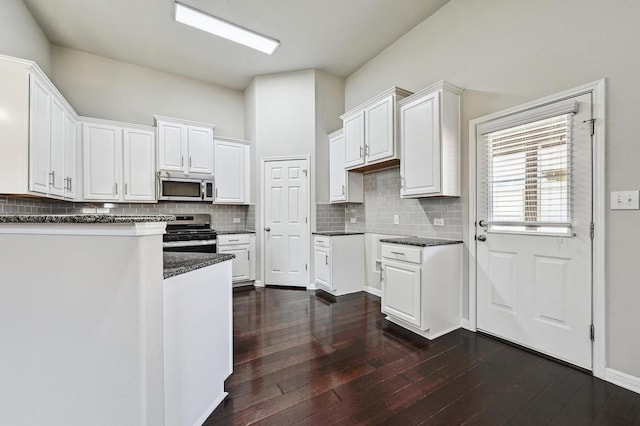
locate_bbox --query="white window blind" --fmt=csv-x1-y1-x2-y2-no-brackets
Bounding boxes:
485,113,573,234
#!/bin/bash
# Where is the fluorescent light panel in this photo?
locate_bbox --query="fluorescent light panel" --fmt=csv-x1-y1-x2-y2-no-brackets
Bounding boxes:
174,2,280,55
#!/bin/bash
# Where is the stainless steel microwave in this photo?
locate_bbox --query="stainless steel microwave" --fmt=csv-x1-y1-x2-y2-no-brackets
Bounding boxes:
158,174,214,202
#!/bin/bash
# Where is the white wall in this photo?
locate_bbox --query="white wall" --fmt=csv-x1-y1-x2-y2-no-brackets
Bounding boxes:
0,0,51,74
314,71,345,203
51,45,245,138
345,0,640,378
246,70,317,282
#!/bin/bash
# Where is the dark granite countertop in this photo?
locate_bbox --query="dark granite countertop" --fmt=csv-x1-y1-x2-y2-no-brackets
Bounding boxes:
163,252,235,279
0,214,175,224
217,230,255,235
313,231,365,236
379,237,463,247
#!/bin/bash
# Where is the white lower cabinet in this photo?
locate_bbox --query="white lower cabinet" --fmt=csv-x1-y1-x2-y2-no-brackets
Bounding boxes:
218,234,255,285
83,118,156,202
313,234,364,296
381,242,461,339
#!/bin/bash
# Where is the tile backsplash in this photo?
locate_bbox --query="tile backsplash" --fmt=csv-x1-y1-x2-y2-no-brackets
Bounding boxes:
0,196,253,231
316,203,346,232
344,167,462,239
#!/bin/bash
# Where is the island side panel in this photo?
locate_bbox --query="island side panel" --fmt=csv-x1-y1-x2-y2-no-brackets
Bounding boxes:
163,260,233,426
0,232,164,426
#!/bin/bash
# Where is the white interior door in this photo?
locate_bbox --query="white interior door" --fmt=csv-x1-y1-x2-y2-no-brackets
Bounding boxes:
476,93,593,369
264,159,309,287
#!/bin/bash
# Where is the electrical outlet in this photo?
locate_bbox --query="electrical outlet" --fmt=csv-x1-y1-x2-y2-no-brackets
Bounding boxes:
393,214,399,225
81,208,97,214
434,218,445,226
610,190,640,210
350,217,357,223
233,218,241,223
96,208,109,214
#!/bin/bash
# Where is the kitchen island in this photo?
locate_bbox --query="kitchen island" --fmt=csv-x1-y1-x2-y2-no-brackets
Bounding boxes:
0,215,234,426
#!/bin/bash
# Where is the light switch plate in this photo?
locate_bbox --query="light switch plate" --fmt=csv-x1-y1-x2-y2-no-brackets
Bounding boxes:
434,218,445,226
393,214,399,225
233,218,241,223
350,217,357,223
610,190,640,210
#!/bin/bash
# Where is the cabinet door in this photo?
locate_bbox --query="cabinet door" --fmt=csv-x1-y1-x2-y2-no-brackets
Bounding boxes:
382,259,421,327
314,247,332,289
365,95,395,163
49,98,66,197
343,112,365,169
400,91,441,197
157,122,187,173
220,245,251,281
83,124,122,201
187,126,214,174
214,140,246,203
29,75,52,194
64,114,78,199
329,132,347,203
123,128,156,201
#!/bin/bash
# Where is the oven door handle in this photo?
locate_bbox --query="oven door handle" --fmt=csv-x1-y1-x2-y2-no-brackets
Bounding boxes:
162,240,217,248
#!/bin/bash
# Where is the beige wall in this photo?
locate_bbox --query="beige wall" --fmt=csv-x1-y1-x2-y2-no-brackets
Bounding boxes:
0,0,51,74
345,0,640,377
50,45,245,138
315,71,345,204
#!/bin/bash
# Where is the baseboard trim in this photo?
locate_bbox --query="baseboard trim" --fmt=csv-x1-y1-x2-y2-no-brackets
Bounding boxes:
460,318,471,330
363,285,382,297
606,368,640,394
307,283,317,290
254,280,264,287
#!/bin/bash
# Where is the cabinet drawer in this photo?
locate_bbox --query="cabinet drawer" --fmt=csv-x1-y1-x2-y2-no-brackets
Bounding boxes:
218,234,251,246
314,236,331,248
381,244,422,264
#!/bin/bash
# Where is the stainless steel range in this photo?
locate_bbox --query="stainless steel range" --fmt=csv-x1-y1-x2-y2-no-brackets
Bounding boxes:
163,214,217,253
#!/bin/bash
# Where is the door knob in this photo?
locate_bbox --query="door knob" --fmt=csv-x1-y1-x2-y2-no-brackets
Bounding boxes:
478,220,488,228
265,227,271,232
477,234,487,242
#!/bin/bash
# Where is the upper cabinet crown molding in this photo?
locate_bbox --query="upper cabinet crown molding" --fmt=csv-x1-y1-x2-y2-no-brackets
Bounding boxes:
80,116,155,132
399,80,463,198
153,115,216,131
340,87,412,173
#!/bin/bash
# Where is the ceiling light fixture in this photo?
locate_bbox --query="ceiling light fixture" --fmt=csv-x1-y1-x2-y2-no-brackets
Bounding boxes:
174,2,280,55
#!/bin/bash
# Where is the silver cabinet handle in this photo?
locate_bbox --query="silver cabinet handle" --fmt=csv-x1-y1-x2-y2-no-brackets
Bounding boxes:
229,239,239,242
325,253,329,265
265,227,271,232
64,177,69,191
391,251,405,255
124,183,128,195
247,251,250,261
114,183,118,195
189,157,192,167
49,171,55,186
342,184,345,195
365,145,369,156
477,234,487,242
359,146,363,158
215,188,218,199
68,177,72,192
181,156,184,167
400,176,404,189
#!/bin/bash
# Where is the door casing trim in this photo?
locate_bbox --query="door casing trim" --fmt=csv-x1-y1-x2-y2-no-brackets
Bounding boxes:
260,155,311,287
467,79,606,379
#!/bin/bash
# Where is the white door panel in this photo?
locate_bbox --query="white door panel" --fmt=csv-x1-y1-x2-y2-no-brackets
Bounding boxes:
123,128,155,201
264,159,309,287
29,75,52,194
365,96,394,162
344,113,365,168
476,93,592,369
157,122,186,172
382,260,421,327
49,98,66,197
187,126,213,174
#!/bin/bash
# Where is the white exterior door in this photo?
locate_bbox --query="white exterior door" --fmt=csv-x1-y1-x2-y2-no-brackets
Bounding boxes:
476,93,593,369
187,126,213,174
400,90,441,197
329,132,346,202
382,259,421,327
123,128,156,201
264,159,309,287
365,95,395,163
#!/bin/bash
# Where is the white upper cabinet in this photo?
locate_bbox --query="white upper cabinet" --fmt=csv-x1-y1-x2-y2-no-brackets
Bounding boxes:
341,87,411,172
83,122,122,201
123,128,156,202
399,81,462,198
28,71,78,200
213,137,250,204
155,116,215,176
83,118,156,202
329,129,363,204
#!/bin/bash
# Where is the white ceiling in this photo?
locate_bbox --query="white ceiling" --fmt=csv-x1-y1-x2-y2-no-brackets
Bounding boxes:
23,0,449,90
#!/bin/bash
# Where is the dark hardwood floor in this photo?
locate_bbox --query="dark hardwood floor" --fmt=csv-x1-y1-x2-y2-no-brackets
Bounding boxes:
206,287,640,425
